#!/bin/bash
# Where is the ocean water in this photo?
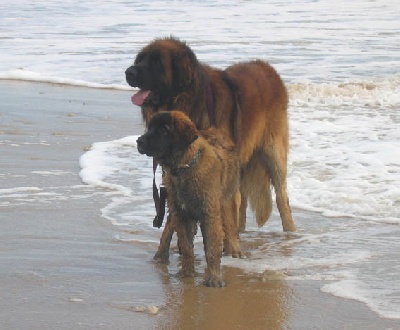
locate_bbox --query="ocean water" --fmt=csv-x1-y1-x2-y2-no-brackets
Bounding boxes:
1,0,400,320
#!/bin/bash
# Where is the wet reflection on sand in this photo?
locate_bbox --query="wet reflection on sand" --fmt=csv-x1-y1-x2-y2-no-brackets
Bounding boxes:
155,265,292,329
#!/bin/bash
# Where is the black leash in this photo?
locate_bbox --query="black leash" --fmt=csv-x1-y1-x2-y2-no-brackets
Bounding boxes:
152,158,167,228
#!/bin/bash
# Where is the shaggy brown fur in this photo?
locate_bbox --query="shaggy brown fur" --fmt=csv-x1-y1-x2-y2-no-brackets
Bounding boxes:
126,37,297,257
136,111,241,287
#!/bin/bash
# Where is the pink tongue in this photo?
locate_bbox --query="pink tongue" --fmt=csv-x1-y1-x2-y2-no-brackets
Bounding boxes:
131,90,151,106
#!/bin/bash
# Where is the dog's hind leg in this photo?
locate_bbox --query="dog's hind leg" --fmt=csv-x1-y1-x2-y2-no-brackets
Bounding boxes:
262,147,297,232
222,191,242,258
241,155,273,228
238,191,247,233
153,214,175,263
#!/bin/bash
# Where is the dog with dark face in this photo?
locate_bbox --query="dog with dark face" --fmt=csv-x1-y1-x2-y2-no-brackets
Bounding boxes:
137,110,240,287
126,37,297,238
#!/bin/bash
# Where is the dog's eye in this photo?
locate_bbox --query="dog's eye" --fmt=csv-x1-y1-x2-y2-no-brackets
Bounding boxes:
134,54,143,64
154,57,163,68
159,127,169,136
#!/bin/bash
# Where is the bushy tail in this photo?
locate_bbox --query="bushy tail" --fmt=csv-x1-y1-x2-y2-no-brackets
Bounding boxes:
241,156,273,227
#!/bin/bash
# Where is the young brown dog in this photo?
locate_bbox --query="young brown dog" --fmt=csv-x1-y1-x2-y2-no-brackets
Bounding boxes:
137,111,240,287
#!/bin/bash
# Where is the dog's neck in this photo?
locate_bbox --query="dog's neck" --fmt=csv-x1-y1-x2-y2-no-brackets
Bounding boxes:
169,148,203,176
157,143,203,176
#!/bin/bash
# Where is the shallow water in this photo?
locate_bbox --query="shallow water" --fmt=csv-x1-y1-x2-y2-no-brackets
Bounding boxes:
1,0,399,320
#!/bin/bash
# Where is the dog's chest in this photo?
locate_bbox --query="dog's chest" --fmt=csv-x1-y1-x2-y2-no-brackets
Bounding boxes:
172,179,204,216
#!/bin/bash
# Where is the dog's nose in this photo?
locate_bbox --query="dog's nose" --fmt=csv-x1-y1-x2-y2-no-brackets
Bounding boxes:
125,66,137,78
136,136,145,151
125,66,138,86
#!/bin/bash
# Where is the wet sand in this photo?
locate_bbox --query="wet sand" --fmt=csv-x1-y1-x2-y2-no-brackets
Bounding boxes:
1,80,398,329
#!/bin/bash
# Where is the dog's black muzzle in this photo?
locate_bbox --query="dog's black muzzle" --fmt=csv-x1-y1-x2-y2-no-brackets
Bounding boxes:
136,135,147,154
136,135,156,157
125,66,139,87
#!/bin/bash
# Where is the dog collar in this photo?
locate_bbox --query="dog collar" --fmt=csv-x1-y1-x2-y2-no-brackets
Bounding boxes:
170,149,203,176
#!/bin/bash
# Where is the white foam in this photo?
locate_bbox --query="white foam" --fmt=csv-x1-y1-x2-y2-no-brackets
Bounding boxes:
288,77,400,107
3,68,399,109
322,281,400,320
31,170,73,176
0,186,67,205
79,135,161,231
79,137,137,195
287,95,400,222
222,241,371,274
0,187,42,195
0,69,131,91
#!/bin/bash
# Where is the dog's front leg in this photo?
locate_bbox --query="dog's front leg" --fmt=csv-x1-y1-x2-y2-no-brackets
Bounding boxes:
153,214,175,263
175,216,196,277
202,211,225,288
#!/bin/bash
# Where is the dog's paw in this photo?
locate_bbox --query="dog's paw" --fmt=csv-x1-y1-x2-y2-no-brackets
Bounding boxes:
204,277,225,288
153,251,170,264
231,249,243,258
177,267,195,278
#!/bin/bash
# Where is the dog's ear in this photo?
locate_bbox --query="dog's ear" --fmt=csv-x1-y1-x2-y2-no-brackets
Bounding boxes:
170,111,198,150
171,45,197,91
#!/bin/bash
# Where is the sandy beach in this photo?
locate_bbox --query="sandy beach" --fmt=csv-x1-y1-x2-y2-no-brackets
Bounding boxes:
1,80,398,329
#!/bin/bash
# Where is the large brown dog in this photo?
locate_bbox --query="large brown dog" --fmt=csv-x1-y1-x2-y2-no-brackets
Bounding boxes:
125,37,297,242
137,111,241,287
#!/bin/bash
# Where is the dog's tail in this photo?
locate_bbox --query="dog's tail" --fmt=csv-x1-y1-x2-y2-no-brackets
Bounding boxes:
241,155,273,227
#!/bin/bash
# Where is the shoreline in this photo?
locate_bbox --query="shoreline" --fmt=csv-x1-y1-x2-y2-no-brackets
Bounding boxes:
1,80,398,329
